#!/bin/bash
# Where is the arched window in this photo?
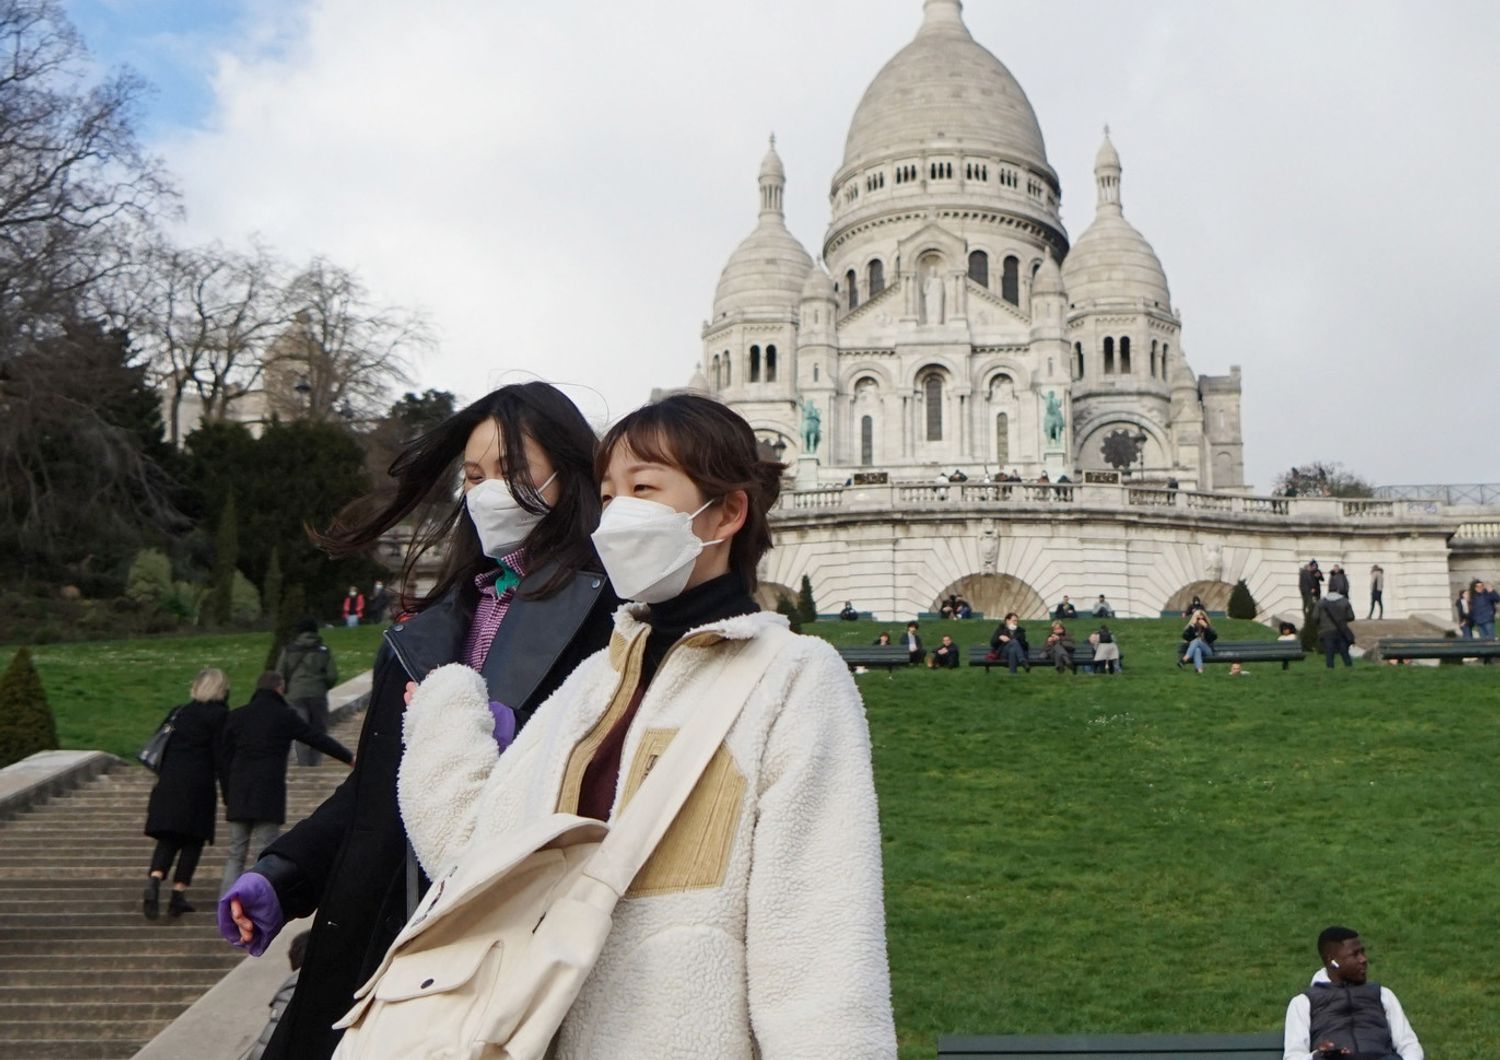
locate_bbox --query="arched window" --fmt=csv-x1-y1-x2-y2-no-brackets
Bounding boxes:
995,412,1010,466
845,269,859,311
861,416,874,466
813,364,819,382
1162,343,1170,369
1151,339,1158,378
923,373,944,441
1104,337,1115,374
749,345,761,383
766,344,777,383
1001,255,1020,305
1075,342,1085,379
723,352,732,385
711,354,720,389
1120,337,1131,374
868,259,884,296
967,250,989,288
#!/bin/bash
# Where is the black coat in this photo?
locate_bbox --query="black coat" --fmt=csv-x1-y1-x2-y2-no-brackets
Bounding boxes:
255,563,616,1060
990,624,1029,651
1182,624,1219,645
144,699,228,844
222,689,353,824
1328,569,1350,596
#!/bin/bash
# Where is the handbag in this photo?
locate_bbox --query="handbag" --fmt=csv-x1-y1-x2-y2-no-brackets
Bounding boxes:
330,627,789,1060
136,705,183,773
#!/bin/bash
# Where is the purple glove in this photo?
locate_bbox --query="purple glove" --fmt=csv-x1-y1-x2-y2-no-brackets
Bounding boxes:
217,871,285,957
489,701,517,752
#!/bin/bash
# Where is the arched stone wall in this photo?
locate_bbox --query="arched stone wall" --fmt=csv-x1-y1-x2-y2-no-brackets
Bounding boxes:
1164,579,1236,615
933,573,1047,621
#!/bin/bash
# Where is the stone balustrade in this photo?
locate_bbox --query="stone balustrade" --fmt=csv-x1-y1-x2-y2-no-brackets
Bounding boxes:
773,481,1459,525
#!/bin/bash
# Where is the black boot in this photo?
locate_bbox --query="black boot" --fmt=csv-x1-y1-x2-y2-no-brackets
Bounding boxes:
142,877,160,920
168,890,195,918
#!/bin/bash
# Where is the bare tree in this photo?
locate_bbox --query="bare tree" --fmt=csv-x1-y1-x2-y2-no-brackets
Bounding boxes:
266,257,428,422
0,0,172,353
133,239,286,443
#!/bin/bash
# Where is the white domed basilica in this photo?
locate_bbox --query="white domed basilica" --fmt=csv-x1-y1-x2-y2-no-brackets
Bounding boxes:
694,0,1244,489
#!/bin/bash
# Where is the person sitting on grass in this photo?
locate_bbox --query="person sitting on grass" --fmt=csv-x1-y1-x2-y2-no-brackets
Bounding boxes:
872,631,892,646
1228,662,1252,677
1283,925,1423,1060
839,600,859,621
1044,620,1075,672
989,612,1029,673
1179,609,1217,672
927,634,960,669
1087,625,1120,674
904,621,924,665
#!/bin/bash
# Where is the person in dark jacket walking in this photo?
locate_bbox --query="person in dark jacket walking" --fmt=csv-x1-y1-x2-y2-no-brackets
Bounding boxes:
990,612,1030,673
1469,579,1499,639
1317,590,1358,668
217,381,618,1060
1368,564,1385,619
276,619,340,767
219,672,354,897
143,668,231,919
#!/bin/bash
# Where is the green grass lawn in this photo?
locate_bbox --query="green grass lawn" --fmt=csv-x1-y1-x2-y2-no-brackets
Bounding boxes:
10,616,1497,1055
17,625,387,760
831,617,1500,1057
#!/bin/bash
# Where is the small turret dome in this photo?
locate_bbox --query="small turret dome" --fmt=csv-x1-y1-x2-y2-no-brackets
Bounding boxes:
801,262,837,301
712,137,813,318
1061,131,1171,308
1032,252,1064,297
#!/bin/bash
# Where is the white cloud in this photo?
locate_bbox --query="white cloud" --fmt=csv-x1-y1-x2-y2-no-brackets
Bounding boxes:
157,0,1500,489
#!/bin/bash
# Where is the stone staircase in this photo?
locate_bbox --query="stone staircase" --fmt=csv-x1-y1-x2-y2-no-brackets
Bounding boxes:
0,708,364,1059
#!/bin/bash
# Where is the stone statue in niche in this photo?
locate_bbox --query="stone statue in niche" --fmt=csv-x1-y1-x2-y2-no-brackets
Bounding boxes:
922,268,945,325
1203,542,1224,583
980,518,1000,573
799,397,822,455
1043,390,1065,445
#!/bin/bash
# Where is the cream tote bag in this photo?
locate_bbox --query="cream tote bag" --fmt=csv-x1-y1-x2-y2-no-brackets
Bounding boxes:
330,627,788,1060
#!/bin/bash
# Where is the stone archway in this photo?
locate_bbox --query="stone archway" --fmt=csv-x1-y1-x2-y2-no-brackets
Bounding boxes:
1164,580,1236,615
933,573,1047,621
754,580,797,612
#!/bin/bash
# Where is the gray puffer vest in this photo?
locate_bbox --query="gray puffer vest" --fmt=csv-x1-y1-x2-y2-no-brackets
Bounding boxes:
1304,980,1396,1056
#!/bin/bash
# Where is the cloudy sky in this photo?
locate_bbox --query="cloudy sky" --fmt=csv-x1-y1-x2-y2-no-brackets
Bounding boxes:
67,0,1500,490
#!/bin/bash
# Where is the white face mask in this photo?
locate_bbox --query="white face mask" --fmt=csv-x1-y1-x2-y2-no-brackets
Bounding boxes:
591,496,725,604
466,472,557,559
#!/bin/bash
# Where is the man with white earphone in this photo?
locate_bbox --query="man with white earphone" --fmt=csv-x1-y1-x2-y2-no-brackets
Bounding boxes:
1282,925,1422,1059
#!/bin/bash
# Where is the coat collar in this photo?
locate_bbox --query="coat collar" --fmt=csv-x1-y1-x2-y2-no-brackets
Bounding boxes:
605,603,786,672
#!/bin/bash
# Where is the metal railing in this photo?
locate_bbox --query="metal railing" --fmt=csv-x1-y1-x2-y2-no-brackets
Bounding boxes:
1373,483,1500,506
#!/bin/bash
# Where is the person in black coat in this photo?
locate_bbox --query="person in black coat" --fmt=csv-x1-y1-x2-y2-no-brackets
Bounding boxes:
218,672,354,897
990,612,1030,673
218,382,618,1060
143,667,231,919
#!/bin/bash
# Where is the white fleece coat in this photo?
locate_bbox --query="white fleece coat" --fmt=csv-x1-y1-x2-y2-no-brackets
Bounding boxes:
397,606,897,1060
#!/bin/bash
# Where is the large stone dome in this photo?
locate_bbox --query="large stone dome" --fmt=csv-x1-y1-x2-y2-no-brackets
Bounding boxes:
841,0,1053,177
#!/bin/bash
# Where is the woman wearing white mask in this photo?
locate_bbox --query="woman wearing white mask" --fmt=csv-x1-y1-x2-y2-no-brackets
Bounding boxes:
218,382,618,1060
396,394,896,1059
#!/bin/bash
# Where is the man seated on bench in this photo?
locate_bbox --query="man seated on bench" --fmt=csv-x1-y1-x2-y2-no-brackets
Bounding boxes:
904,621,925,666
1053,595,1078,618
1044,620,1076,672
839,600,859,621
989,612,1030,673
927,634,960,669
1283,925,1423,1060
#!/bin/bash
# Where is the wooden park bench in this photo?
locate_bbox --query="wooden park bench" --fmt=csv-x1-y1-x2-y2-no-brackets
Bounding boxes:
937,1031,1282,1058
836,645,912,672
1371,636,1500,665
1179,640,1305,667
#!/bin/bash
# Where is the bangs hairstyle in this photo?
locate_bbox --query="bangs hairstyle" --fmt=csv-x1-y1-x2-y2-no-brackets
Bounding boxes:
596,394,784,594
316,381,602,610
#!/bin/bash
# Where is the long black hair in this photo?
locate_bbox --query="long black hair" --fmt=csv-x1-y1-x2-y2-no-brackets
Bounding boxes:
316,382,601,610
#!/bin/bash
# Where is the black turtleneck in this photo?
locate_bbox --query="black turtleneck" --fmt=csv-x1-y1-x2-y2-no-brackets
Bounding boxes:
640,570,759,686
